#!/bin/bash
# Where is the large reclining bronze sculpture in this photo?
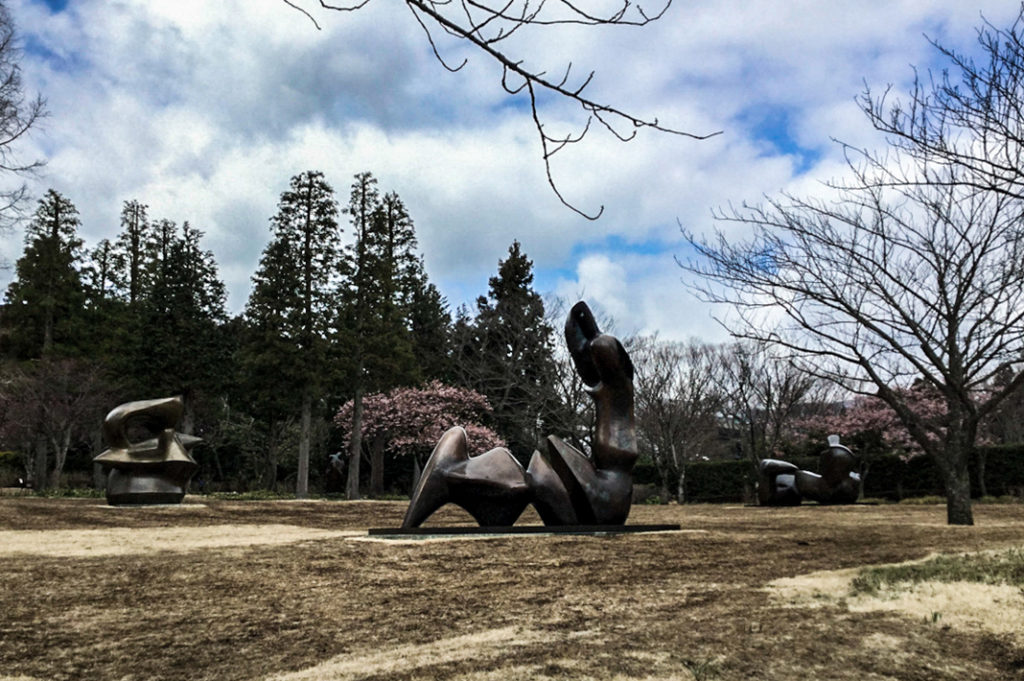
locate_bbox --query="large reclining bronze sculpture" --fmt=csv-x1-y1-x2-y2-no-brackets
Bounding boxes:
758,435,861,506
402,301,637,528
94,396,201,505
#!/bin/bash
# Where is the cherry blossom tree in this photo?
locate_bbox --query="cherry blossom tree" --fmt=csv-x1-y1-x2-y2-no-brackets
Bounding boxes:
794,382,1000,495
797,385,947,460
334,380,504,496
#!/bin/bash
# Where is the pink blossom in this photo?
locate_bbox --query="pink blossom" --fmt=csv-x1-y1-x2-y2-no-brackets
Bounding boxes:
334,381,505,458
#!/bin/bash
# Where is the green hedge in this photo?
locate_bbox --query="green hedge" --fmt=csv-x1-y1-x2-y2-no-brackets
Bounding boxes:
682,460,753,502
669,444,1024,503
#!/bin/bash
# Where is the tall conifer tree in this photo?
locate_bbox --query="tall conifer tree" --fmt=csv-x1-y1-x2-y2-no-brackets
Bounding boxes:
2,189,85,359
339,174,444,497
454,241,559,458
113,200,151,305
243,170,341,496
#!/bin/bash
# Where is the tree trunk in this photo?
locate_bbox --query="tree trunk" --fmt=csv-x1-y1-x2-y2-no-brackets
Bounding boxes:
49,427,72,489
264,427,279,492
936,436,974,525
92,428,105,490
944,464,974,526
33,435,48,491
181,391,196,436
412,455,422,495
370,432,385,498
296,390,312,499
650,444,671,500
976,449,988,498
93,463,106,491
935,412,976,525
346,387,363,500
671,443,686,503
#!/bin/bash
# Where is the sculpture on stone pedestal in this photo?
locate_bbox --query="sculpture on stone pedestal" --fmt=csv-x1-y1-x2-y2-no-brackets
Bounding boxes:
758,435,861,506
401,300,637,528
93,396,201,505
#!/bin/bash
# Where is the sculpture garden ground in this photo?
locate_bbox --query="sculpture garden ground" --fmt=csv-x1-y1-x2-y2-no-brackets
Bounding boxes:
1,497,1022,681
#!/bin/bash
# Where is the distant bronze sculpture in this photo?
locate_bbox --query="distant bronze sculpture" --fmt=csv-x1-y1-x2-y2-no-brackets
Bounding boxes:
758,435,861,506
93,396,201,505
402,301,637,528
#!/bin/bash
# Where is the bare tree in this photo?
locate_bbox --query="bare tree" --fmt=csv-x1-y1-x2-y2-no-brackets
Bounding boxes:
684,8,1024,526
629,335,725,501
683,156,1024,525
859,6,1024,200
285,0,717,219
0,2,45,248
718,341,834,471
0,359,113,489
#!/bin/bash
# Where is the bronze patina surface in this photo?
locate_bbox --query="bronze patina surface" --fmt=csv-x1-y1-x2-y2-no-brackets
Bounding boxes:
758,435,861,506
94,396,201,505
402,300,638,528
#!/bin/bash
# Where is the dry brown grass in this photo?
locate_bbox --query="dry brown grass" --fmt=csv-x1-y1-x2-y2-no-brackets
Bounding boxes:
770,554,1024,643
1,498,1023,681
0,524,360,558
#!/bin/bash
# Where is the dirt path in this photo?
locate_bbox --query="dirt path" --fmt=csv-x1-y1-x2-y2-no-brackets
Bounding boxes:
1,498,1022,681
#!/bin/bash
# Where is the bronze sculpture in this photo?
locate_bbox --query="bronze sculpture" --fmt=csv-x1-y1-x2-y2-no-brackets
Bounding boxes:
758,435,861,506
402,301,637,528
93,396,201,505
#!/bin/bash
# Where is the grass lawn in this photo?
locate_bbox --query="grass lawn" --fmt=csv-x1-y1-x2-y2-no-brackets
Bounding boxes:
1,497,1022,680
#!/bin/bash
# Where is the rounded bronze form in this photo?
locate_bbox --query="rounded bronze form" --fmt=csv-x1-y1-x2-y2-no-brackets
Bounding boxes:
93,396,201,506
401,300,639,527
758,436,861,506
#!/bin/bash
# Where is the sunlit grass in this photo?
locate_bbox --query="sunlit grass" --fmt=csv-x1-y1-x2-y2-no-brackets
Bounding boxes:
850,547,1024,596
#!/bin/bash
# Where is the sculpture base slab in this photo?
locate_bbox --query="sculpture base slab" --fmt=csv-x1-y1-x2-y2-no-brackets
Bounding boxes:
368,523,680,537
106,492,186,506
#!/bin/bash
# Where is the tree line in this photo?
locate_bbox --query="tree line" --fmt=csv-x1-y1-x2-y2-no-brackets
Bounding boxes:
3,171,1021,501
0,171,584,496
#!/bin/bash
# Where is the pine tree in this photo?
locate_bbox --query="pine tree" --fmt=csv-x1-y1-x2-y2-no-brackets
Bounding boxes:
242,170,342,496
338,174,441,497
84,238,123,303
407,258,453,381
454,240,559,459
112,200,151,305
2,189,85,359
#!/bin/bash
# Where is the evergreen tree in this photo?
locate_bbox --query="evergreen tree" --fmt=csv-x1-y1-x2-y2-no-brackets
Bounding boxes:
407,258,453,381
361,190,420,387
134,219,228,431
338,171,378,499
241,170,341,496
239,238,304,490
112,200,151,305
454,241,559,459
0,190,111,491
84,238,123,303
338,174,439,497
2,189,85,359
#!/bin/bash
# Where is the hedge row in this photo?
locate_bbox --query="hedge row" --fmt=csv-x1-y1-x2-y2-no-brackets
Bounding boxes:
648,444,1024,503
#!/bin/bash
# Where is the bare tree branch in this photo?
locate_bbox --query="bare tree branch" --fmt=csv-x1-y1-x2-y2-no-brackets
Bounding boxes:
285,0,720,219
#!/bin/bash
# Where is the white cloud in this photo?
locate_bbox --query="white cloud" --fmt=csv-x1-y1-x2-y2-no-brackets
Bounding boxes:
0,0,1016,343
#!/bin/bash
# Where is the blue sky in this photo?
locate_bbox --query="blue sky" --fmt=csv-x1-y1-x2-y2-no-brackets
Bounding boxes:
2,0,1019,341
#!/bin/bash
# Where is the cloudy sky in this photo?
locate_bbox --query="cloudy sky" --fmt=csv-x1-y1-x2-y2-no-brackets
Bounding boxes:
1,0,1018,341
